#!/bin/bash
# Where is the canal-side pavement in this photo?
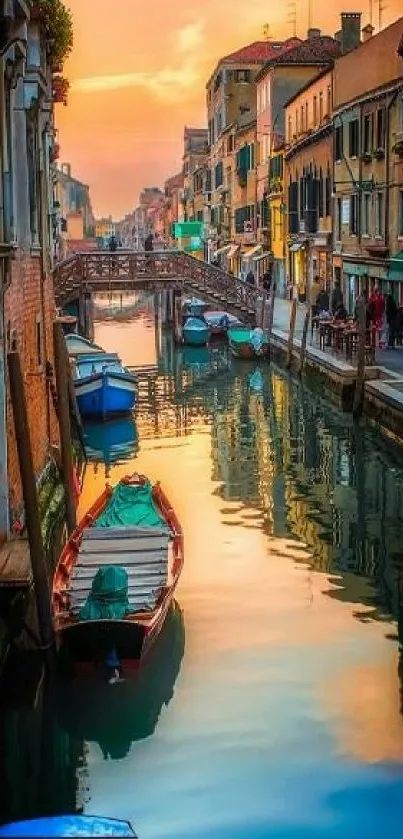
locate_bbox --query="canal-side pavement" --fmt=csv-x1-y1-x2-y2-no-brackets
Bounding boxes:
269,297,403,442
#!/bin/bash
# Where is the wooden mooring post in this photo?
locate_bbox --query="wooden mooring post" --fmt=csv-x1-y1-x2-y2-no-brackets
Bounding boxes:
299,307,311,375
353,296,366,417
173,290,183,344
7,351,54,657
265,282,276,359
286,296,298,368
53,322,77,535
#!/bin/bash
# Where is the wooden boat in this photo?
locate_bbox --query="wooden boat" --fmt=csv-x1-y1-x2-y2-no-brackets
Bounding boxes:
204,310,243,337
65,333,106,357
182,296,209,318
52,474,184,669
0,816,137,837
228,327,269,359
73,355,137,419
183,316,209,346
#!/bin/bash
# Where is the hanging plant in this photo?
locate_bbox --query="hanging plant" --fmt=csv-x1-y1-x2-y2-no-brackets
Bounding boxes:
52,74,70,105
31,0,74,69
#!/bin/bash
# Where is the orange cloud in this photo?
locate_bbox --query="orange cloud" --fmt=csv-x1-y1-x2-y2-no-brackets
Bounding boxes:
57,0,402,218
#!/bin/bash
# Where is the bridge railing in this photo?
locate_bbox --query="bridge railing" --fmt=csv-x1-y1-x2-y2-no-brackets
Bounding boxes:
53,250,259,317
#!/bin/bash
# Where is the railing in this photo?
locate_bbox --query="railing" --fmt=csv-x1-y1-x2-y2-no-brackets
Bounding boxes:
53,249,258,321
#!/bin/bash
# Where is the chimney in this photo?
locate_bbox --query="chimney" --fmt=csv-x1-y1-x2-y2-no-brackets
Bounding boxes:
362,23,374,42
340,12,362,54
307,27,321,39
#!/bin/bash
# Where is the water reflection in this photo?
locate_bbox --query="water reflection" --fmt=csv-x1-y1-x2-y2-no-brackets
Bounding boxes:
56,602,184,760
84,417,139,478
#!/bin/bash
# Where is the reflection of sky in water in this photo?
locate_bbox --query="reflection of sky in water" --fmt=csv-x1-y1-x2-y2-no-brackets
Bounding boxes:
68,300,403,837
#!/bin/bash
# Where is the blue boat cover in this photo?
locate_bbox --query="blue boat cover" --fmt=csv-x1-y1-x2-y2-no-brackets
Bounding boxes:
0,815,137,837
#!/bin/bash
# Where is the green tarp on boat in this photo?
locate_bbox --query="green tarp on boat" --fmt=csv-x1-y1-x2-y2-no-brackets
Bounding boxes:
95,480,168,530
79,566,130,621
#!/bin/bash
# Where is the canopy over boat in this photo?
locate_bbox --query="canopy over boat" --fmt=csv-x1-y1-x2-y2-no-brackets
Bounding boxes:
65,334,105,356
204,311,242,328
183,316,208,332
0,815,137,837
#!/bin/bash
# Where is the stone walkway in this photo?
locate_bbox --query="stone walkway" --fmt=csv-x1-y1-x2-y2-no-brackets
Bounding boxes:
271,297,403,377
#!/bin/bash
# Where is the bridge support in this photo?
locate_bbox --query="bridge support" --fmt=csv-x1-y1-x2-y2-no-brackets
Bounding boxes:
173,290,183,344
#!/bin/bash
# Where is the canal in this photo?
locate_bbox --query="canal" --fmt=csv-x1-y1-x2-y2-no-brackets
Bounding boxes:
2,291,403,837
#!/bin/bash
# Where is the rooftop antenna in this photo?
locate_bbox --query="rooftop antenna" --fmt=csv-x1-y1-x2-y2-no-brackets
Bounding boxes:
287,0,297,37
307,0,312,31
262,23,271,40
369,0,373,26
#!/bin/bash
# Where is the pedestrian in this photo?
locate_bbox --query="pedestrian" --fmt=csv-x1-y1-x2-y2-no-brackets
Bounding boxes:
262,271,271,292
310,275,321,318
246,270,255,286
109,234,117,252
316,286,330,315
368,283,385,346
144,233,154,253
330,278,343,314
385,287,398,348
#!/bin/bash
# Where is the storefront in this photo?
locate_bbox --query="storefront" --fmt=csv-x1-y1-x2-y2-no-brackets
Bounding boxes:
241,244,262,280
288,242,307,301
388,250,403,305
342,260,388,314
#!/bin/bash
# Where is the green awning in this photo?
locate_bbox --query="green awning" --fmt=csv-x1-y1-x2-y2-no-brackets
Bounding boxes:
388,250,403,282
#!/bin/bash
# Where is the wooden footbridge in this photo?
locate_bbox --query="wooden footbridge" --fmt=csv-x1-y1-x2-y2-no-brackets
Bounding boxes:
53,250,259,325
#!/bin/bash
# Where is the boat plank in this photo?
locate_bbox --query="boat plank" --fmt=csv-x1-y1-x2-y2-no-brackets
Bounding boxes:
0,539,32,588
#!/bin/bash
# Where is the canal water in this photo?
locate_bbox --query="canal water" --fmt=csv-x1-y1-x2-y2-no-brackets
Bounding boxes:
2,291,403,837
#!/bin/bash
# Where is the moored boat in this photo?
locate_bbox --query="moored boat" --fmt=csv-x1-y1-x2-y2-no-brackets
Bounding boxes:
204,310,243,337
228,327,269,359
52,474,184,670
65,333,106,357
0,815,137,837
182,297,209,318
72,355,137,419
183,316,209,346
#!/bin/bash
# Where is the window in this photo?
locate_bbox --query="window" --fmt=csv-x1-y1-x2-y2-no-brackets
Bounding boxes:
288,116,292,142
300,105,304,133
235,69,250,83
296,110,299,136
215,161,223,189
335,124,343,160
336,197,342,240
376,108,386,149
327,84,332,116
325,170,332,217
348,119,359,157
318,168,324,218
228,134,234,152
313,96,317,125
375,191,384,236
399,189,403,237
36,317,43,367
305,103,309,130
350,194,358,235
362,193,371,235
288,181,299,234
319,91,323,122
363,114,373,154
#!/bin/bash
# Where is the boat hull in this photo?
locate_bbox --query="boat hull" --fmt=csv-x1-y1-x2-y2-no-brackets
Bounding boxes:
183,326,209,346
0,815,137,837
75,372,137,419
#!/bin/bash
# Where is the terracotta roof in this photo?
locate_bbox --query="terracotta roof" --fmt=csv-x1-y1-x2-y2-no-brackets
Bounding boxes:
256,36,341,81
221,38,301,64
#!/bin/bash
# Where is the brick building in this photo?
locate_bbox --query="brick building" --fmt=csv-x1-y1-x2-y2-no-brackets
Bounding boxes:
0,1,59,533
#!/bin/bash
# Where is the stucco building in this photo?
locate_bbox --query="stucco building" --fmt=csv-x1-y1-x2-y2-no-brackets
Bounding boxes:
332,16,403,310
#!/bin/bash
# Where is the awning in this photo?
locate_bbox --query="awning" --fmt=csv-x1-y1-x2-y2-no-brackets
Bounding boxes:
214,244,232,257
388,250,403,281
253,251,272,262
289,243,302,252
242,244,262,261
228,244,240,259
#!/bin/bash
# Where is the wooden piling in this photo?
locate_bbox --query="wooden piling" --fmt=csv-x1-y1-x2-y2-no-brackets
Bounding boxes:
173,290,183,344
286,297,297,368
7,351,54,655
266,282,276,359
353,296,366,417
53,322,77,535
299,308,311,376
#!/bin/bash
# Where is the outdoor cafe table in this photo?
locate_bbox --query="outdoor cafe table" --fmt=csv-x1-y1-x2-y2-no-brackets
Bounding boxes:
318,318,352,351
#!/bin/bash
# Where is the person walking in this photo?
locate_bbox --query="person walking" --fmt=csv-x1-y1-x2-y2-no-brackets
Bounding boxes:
368,284,385,347
245,270,255,286
310,275,321,318
330,278,343,314
144,232,154,271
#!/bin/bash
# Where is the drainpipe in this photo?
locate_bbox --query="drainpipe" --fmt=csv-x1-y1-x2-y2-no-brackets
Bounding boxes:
385,90,398,258
0,56,8,537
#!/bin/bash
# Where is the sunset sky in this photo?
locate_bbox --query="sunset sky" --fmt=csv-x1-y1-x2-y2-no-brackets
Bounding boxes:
56,0,402,219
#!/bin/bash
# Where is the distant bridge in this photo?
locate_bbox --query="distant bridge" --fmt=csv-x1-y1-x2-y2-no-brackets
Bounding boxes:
53,250,259,325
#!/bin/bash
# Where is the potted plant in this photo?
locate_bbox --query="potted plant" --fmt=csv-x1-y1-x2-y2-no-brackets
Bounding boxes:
361,151,372,163
393,140,403,157
373,147,385,160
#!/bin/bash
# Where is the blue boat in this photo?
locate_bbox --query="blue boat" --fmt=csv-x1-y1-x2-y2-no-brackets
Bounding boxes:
183,316,209,346
73,356,137,420
183,297,208,318
0,815,137,837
